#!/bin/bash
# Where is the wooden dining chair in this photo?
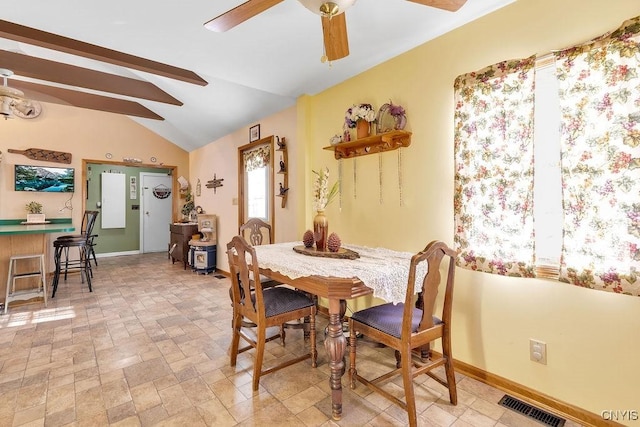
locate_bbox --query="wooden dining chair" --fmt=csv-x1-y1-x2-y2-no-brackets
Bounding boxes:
239,218,281,288
348,240,457,427
226,235,317,391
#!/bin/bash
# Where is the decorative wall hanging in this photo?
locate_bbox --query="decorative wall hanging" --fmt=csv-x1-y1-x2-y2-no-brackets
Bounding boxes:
249,124,260,142
376,101,407,134
8,147,72,164
196,178,201,196
130,176,137,199
206,174,224,193
152,184,171,199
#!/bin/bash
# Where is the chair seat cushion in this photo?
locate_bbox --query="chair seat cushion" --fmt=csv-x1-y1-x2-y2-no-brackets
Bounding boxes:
253,287,314,318
351,303,442,338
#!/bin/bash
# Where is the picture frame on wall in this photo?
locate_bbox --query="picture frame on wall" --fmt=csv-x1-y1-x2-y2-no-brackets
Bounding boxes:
250,124,260,142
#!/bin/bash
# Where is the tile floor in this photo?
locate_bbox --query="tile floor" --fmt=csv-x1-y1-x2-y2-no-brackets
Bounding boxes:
0,253,583,426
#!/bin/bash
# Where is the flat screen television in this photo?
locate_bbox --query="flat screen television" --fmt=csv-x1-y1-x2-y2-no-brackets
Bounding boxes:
14,164,75,192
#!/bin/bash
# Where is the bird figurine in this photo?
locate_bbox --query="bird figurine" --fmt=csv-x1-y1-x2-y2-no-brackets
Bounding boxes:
279,183,289,196
276,137,286,150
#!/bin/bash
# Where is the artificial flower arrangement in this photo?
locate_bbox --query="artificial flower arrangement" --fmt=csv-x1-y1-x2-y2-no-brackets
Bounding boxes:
344,103,376,130
312,167,339,211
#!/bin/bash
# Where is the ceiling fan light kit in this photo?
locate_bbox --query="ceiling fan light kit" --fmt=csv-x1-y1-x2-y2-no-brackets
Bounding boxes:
298,0,357,17
205,0,466,64
0,68,42,120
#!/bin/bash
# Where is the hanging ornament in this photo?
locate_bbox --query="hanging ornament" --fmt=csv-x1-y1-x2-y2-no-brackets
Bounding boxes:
353,158,357,199
398,148,404,207
379,153,383,204
338,158,343,211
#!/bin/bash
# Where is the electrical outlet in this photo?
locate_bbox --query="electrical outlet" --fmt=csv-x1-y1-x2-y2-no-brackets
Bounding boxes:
529,339,547,365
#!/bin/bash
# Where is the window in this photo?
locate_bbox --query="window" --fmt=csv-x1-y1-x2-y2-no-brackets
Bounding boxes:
238,137,275,230
454,16,640,296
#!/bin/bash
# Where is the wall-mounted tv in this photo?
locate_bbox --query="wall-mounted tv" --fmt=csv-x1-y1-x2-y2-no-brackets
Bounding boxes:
14,164,75,192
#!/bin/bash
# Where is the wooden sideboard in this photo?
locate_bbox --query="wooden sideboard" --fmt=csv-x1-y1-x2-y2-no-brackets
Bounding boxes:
169,223,198,269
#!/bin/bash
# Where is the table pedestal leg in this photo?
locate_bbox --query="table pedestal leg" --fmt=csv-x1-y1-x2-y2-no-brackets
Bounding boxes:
324,298,346,420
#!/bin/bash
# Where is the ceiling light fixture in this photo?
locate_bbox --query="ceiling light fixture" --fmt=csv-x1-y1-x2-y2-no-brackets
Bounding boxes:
0,68,42,119
298,0,357,18
1,96,13,119
13,100,35,116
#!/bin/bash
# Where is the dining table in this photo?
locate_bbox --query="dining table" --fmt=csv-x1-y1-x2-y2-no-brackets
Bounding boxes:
252,241,427,421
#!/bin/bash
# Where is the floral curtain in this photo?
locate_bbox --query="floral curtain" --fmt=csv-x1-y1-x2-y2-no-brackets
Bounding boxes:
555,16,640,296
243,144,270,172
453,56,536,277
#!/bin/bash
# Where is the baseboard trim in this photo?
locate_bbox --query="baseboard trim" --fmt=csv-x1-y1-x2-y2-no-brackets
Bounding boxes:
95,250,141,258
444,353,622,427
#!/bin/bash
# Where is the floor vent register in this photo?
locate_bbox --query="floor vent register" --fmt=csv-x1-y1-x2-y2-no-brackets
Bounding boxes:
498,395,566,427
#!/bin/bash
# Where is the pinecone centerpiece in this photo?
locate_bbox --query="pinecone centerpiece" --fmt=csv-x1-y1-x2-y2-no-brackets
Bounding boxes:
327,232,341,252
303,230,315,248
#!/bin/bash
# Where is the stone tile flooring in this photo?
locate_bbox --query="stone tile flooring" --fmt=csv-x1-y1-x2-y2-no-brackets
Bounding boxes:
0,253,583,426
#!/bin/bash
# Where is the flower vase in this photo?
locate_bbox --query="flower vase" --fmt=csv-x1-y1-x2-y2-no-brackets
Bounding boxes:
313,210,328,252
356,119,370,139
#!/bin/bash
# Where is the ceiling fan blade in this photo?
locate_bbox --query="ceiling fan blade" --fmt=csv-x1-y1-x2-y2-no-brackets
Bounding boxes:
407,0,467,12
321,13,349,62
204,0,284,32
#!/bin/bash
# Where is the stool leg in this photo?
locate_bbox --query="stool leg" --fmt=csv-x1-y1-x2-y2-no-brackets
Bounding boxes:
63,246,69,282
83,246,92,292
4,258,14,314
40,255,47,308
52,245,62,298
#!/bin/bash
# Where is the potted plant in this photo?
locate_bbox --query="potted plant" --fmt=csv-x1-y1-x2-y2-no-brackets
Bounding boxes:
181,189,195,222
25,201,45,223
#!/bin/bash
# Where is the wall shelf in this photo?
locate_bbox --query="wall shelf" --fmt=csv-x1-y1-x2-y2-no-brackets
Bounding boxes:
276,137,289,208
323,130,412,159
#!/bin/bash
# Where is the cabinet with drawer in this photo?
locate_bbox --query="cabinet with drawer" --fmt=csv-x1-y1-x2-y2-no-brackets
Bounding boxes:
169,223,198,269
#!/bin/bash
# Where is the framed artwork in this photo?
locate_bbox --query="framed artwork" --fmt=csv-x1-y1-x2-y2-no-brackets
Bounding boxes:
250,124,260,142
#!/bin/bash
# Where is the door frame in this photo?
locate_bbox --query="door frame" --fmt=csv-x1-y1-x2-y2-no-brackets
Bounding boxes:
81,159,178,221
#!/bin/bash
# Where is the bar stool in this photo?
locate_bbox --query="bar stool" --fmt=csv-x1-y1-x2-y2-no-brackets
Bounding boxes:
51,237,92,298
4,254,47,314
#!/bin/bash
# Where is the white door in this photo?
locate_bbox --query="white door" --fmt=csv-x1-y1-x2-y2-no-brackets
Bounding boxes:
140,173,173,253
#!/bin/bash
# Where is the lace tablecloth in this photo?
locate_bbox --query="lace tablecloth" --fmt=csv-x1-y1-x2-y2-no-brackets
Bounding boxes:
253,242,428,304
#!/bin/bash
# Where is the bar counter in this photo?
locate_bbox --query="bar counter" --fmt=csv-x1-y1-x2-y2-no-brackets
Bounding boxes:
0,219,75,309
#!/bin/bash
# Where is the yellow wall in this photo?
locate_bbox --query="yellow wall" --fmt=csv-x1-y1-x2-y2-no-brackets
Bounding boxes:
298,0,640,421
189,106,303,272
0,102,189,234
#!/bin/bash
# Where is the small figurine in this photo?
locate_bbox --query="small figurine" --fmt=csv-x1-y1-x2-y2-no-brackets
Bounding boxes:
276,137,286,149
279,183,289,195
279,156,286,173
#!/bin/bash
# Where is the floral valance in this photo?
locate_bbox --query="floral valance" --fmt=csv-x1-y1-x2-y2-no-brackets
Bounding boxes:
243,144,270,172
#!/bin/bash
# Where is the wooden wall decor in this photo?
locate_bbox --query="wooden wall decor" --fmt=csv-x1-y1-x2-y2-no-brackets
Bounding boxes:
8,148,72,164
206,174,224,193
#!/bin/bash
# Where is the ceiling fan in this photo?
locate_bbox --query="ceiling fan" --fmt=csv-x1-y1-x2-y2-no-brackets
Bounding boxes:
204,0,467,62
0,68,42,119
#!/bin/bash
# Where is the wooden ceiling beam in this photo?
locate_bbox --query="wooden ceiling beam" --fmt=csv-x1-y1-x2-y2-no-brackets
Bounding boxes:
0,50,182,105
0,19,207,86
11,80,164,120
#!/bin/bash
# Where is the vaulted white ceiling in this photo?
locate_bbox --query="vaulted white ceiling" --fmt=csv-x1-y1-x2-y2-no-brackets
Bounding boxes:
1,0,514,151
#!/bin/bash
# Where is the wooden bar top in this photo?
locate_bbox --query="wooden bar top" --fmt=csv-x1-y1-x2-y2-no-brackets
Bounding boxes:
0,219,75,235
